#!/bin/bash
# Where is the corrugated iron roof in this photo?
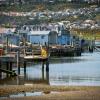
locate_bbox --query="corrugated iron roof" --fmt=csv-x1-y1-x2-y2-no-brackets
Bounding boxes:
29,31,50,35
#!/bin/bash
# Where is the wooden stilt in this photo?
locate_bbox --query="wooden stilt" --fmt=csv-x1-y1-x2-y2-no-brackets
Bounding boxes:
18,62,20,75
46,59,49,72
42,61,45,80
46,58,49,84
0,61,2,78
17,51,20,75
6,62,9,77
9,62,12,76
24,61,26,74
9,62,12,71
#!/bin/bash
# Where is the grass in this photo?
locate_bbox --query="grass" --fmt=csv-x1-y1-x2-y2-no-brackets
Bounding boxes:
72,28,100,40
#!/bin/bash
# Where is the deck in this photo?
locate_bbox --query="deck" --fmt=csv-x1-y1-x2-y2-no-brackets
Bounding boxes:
0,54,49,77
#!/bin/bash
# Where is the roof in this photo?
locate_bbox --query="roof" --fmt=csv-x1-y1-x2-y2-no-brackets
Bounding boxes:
29,31,50,35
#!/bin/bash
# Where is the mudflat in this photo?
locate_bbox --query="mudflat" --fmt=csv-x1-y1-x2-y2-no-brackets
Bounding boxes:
0,85,100,100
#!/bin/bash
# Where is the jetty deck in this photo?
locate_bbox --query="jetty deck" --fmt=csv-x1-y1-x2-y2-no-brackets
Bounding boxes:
0,53,49,77
24,55,48,61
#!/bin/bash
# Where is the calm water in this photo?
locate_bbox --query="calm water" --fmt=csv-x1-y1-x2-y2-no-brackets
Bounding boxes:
1,52,100,86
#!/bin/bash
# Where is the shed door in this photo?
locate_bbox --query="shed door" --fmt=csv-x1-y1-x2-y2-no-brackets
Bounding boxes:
49,34,57,44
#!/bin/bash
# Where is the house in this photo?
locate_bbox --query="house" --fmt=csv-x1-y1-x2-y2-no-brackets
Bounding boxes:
57,29,71,45
0,27,15,43
18,25,58,45
0,27,19,46
28,31,49,45
28,30,58,45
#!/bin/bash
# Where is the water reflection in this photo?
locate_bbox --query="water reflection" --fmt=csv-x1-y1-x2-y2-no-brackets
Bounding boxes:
0,64,49,85
0,91,44,99
0,52,100,86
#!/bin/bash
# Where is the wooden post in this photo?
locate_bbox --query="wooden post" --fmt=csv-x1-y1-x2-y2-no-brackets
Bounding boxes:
6,35,9,54
46,59,49,72
24,61,26,74
9,62,12,76
6,62,9,77
42,61,45,80
46,70,49,84
0,61,2,78
17,51,20,75
9,62,12,71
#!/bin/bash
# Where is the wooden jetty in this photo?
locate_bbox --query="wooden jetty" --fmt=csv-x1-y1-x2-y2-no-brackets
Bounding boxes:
0,44,81,79
49,45,81,57
0,53,49,78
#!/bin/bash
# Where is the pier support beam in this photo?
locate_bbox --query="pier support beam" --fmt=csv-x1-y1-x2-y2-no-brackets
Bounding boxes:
46,59,49,72
9,62,12,76
9,62,12,71
17,51,20,75
24,61,26,74
0,61,2,78
18,63,20,75
42,61,45,80
46,59,49,84
6,62,9,77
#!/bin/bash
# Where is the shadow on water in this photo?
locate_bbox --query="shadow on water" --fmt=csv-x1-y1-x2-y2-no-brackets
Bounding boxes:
0,67,49,85
0,58,50,85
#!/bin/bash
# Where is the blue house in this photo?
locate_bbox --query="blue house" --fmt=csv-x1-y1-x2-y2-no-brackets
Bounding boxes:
2,29,20,46
58,29,71,45
28,31,58,45
29,31,49,45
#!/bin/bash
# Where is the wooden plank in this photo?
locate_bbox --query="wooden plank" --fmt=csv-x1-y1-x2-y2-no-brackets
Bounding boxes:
24,55,48,62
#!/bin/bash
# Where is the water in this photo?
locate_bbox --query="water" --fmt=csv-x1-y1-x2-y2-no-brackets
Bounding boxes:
0,91,44,99
0,52,100,86
0,91,60,99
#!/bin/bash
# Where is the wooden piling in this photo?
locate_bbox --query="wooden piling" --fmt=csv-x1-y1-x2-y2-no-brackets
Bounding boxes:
24,61,26,74
9,62,12,71
6,62,9,77
9,62,12,76
46,59,49,72
0,61,2,78
42,61,45,80
17,51,20,75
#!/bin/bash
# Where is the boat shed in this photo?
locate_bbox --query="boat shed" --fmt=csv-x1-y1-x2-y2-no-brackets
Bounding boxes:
28,30,58,45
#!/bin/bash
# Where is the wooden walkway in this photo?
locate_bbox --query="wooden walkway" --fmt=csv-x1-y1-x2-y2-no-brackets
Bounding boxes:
0,45,81,78
0,54,49,77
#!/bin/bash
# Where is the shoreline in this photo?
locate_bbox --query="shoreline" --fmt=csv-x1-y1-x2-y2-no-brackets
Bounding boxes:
0,85,100,100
